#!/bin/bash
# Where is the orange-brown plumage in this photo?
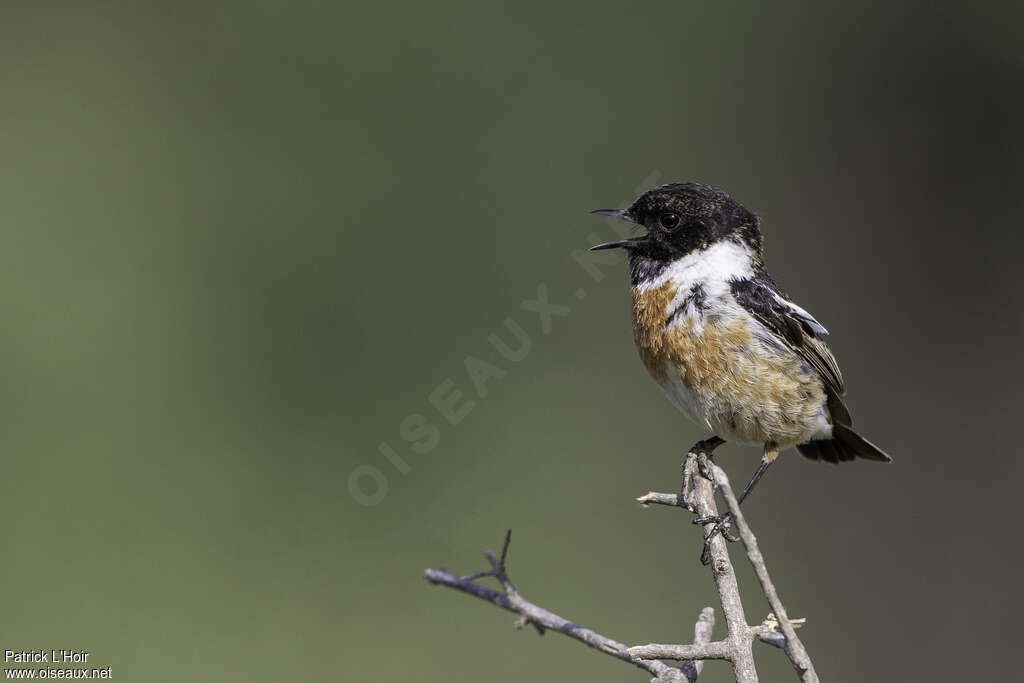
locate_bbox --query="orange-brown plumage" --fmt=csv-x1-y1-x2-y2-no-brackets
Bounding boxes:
632,280,828,446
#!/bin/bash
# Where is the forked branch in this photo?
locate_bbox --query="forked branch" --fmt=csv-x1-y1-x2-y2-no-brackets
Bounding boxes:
424,452,819,682
637,457,818,682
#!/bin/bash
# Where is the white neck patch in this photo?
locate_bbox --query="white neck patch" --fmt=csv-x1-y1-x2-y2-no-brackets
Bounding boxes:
635,239,756,294
635,239,757,334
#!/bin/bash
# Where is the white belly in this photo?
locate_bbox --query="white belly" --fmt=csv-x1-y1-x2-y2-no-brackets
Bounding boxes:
657,361,833,446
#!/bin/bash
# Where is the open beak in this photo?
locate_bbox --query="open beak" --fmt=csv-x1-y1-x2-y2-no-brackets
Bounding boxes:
590,208,646,251
591,208,632,220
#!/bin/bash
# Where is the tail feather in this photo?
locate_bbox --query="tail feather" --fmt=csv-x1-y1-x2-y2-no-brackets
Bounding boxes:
797,424,892,464
796,438,853,463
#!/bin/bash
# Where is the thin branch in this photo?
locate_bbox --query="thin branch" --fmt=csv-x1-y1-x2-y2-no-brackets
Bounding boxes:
637,491,689,507
424,534,686,679
638,457,818,679
630,455,758,679
751,624,787,650
628,640,732,661
682,454,757,682
711,464,819,683
678,607,715,682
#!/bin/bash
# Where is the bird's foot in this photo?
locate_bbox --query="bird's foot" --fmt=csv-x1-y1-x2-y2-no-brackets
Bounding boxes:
694,513,739,565
694,453,716,482
678,460,696,511
687,437,724,461
679,437,724,507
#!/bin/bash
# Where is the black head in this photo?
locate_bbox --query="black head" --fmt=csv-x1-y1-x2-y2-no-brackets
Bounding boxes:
591,182,762,263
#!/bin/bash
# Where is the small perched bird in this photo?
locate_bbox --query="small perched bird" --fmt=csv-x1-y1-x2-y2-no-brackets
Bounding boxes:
592,182,890,558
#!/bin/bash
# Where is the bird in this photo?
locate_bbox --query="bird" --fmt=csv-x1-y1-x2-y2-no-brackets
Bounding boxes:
591,182,891,561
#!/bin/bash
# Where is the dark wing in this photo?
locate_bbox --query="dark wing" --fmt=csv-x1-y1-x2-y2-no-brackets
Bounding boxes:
730,273,852,426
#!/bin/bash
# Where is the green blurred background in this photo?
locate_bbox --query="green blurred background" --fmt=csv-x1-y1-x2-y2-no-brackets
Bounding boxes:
2,1,1022,681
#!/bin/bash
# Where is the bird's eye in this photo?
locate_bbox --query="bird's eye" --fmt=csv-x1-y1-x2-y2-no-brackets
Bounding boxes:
659,212,680,230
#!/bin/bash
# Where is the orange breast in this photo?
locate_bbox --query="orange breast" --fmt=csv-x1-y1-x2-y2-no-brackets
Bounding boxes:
632,282,678,382
632,282,825,424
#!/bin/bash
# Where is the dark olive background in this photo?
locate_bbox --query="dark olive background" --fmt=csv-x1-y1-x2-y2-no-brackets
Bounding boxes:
1,1,1022,681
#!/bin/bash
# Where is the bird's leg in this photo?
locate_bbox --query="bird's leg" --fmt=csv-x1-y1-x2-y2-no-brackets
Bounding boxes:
696,443,779,565
735,444,779,506
680,436,725,507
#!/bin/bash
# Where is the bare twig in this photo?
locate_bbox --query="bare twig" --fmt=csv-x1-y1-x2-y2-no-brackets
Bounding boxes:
637,459,820,680
712,464,819,683
631,454,757,681
425,450,820,682
689,454,757,680
678,607,715,682
628,640,733,661
424,532,691,680
636,491,690,507
751,625,787,649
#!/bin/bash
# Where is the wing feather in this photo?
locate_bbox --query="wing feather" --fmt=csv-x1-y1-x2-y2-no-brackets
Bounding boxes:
730,273,852,426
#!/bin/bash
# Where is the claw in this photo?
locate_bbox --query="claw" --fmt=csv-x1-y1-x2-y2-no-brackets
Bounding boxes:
692,514,723,525
697,513,738,564
684,437,724,482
